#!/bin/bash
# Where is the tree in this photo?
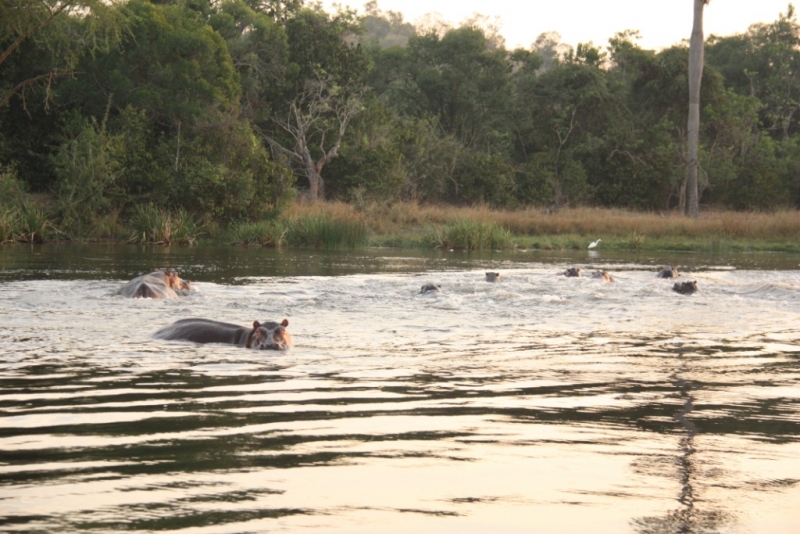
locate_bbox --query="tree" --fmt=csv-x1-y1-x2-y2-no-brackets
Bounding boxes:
0,0,123,111
686,0,709,218
261,5,367,202
707,5,800,140
403,26,513,149
50,0,293,220
263,73,363,202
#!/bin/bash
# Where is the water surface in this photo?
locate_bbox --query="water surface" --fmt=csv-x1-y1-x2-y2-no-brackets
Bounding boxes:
1,245,799,533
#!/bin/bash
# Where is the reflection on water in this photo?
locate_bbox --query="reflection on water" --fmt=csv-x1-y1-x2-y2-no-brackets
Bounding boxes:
0,245,799,533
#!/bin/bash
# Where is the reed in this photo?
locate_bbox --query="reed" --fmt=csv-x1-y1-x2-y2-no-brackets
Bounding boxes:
301,202,798,250
431,220,513,250
229,220,287,247
281,210,368,249
128,205,203,245
91,209,126,240
17,204,53,243
0,207,20,244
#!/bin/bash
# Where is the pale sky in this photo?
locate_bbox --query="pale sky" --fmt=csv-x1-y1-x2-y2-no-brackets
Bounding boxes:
321,0,796,50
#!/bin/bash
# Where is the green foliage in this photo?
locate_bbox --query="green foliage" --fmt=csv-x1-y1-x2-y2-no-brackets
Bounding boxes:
51,112,123,234
284,6,367,90
0,165,28,207
210,0,290,123
0,0,126,110
451,151,516,206
708,5,800,139
431,220,512,250
4,0,800,237
727,136,786,210
404,26,513,148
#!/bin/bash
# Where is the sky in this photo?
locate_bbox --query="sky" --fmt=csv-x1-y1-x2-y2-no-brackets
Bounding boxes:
320,0,796,50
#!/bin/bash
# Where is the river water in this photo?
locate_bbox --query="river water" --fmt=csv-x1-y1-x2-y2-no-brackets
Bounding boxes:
1,244,799,533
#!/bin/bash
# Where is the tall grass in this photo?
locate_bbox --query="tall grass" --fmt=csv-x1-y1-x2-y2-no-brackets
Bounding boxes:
283,213,369,249
431,220,512,250
0,166,55,243
229,220,287,247
0,204,54,243
274,201,800,252
91,209,126,240
18,204,53,243
128,205,203,245
0,208,20,244
348,202,800,240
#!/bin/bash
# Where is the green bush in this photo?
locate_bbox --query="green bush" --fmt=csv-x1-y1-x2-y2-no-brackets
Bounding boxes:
51,113,123,234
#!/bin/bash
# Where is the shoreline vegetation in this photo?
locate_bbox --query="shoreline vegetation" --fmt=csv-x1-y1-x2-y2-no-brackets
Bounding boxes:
2,200,799,254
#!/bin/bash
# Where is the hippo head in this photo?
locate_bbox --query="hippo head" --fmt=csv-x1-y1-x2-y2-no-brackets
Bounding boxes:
420,283,441,294
591,270,613,282
658,266,679,278
249,319,293,350
564,267,581,277
485,272,500,282
164,268,195,291
672,281,698,295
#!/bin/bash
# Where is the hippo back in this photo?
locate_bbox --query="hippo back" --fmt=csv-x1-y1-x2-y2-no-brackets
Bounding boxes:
153,318,250,346
119,270,186,299
657,267,679,278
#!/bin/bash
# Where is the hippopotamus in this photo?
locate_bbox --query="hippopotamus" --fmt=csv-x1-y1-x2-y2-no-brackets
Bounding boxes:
153,318,292,350
657,266,680,278
420,283,441,294
563,267,582,277
591,270,614,282
672,281,698,295
485,272,500,282
119,269,195,298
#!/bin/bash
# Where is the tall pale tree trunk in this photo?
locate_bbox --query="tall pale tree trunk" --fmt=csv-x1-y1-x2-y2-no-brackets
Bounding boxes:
685,0,708,218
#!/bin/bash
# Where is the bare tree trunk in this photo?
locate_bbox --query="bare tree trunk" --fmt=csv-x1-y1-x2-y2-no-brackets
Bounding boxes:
685,0,708,218
261,74,362,204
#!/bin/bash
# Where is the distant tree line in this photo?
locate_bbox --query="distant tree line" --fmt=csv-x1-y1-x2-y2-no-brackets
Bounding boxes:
2,0,799,234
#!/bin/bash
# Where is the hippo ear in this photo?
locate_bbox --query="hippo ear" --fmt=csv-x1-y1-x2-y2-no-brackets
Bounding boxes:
281,319,289,327
253,321,261,328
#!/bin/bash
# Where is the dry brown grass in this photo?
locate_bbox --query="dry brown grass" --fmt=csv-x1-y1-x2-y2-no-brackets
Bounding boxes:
285,201,800,241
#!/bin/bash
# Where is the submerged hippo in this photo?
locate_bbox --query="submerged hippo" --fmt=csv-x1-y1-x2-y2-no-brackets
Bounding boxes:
672,281,698,295
485,272,500,282
119,269,195,298
657,266,680,279
153,318,292,350
591,270,615,282
563,267,582,277
420,283,441,294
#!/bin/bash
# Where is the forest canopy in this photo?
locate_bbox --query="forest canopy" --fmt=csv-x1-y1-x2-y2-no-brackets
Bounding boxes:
2,0,799,236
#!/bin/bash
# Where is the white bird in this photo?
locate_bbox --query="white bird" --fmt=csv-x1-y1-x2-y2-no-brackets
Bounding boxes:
588,239,602,249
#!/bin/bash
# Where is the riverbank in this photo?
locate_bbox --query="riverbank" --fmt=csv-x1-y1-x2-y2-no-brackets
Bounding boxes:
278,202,800,253
3,201,800,253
